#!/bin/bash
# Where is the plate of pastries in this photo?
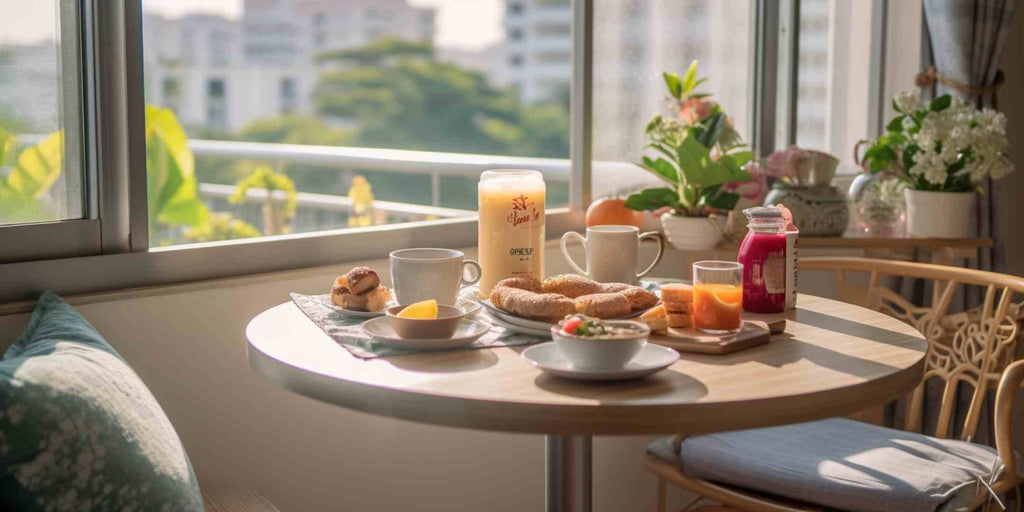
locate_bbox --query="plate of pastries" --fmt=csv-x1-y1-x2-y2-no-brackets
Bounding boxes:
329,266,394,317
476,274,660,330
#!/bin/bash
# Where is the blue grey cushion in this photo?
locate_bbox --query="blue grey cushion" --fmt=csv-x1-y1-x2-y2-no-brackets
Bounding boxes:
0,291,203,511
648,418,1014,512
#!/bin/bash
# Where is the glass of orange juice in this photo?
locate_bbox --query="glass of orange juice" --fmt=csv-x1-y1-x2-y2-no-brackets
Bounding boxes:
692,261,743,334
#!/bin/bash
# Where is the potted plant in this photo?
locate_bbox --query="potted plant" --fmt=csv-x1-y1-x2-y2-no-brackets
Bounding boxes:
624,61,753,250
862,91,1013,238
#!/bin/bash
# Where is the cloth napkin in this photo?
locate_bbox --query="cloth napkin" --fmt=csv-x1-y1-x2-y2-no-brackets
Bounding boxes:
289,293,547,359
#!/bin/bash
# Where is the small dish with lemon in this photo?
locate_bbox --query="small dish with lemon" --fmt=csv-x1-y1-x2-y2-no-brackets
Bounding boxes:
385,299,468,340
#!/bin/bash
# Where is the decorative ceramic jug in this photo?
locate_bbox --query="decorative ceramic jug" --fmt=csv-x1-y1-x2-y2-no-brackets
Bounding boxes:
763,150,849,237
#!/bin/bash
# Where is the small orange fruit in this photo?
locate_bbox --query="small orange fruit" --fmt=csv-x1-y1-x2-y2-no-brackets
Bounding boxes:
585,197,644,228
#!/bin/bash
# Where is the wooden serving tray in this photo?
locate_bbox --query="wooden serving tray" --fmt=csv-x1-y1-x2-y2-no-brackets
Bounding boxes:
648,318,786,355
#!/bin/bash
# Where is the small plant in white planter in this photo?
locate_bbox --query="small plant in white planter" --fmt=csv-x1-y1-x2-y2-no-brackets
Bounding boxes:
624,61,753,251
862,90,1014,238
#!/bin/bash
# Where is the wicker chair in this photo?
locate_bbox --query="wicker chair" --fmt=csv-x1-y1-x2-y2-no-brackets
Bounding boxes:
646,257,1024,512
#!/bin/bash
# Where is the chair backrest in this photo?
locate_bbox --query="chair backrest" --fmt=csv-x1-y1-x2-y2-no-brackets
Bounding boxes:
801,257,1024,441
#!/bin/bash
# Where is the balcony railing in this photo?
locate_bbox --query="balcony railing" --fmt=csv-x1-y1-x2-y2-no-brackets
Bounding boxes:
188,139,575,207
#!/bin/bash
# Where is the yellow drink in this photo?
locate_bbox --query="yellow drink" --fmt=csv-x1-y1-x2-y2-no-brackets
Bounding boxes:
478,170,546,296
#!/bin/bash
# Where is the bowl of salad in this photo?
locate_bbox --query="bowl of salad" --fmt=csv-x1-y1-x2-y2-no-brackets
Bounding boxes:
551,315,650,370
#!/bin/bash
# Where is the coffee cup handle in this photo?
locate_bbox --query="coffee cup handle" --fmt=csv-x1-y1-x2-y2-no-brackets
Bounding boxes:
560,231,588,276
461,260,482,287
636,231,664,279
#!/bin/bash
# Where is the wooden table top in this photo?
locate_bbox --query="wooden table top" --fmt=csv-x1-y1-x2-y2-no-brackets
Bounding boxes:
246,293,926,436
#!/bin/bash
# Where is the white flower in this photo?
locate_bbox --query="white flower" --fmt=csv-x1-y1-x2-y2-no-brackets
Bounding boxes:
894,91,924,114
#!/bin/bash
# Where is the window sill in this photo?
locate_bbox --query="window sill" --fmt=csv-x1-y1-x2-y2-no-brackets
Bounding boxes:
0,208,584,305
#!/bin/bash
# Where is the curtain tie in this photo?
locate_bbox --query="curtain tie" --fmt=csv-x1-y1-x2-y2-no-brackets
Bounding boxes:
915,66,1005,96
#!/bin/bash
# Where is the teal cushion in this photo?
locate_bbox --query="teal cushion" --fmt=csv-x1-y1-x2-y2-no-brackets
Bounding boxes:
0,291,203,511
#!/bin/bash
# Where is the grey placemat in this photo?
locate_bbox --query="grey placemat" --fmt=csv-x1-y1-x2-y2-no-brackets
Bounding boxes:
290,293,547,359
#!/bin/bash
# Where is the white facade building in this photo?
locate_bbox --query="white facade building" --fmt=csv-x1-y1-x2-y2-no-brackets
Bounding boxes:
503,0,572,105
143,0,435,134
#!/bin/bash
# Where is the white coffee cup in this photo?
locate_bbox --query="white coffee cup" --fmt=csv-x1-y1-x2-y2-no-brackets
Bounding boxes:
560,225,664,284
389,248,482,305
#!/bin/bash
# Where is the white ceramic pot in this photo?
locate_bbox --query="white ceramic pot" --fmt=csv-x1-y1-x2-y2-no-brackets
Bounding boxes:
904,189,976,238
660,213,726,251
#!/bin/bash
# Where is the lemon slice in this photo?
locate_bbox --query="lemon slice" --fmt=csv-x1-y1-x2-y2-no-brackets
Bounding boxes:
396,299,438,319
711,290,742,310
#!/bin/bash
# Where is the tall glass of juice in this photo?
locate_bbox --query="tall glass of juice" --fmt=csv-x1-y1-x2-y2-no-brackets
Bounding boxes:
737,207,788,313
478,170,545,297
692,261,743,334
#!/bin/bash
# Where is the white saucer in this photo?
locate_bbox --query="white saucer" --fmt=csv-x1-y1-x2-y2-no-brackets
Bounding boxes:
486,312,552,337
521,342,680,381
361,317,491,350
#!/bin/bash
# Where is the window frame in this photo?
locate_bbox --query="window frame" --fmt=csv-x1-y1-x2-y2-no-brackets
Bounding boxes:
0,0,904,304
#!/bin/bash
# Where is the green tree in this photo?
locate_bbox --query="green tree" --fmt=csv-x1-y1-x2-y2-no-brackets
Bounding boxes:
313,38,524,155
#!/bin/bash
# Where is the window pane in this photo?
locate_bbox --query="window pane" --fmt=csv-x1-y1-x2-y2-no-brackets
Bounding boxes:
591,0,754,199
794,0,874,173
142,0,571,246
0,1,85,226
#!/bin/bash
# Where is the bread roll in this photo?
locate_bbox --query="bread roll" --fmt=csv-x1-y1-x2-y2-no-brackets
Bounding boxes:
659,283,694,303
664,301,693,314
343,266,380,294
617,286,659,311
364,286,392,312
667,313,692,329
574,293,632,319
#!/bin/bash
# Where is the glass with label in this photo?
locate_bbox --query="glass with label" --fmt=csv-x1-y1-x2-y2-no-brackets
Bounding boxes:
738,207,788,313
477,170,546,297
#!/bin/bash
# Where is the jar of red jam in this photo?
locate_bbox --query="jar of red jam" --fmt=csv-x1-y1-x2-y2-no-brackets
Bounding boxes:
738,207,787,313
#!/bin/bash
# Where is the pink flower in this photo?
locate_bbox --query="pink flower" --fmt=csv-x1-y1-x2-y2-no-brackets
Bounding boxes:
771,204,797,232
680,97,714,124
762,146,803,179
724,164,767,201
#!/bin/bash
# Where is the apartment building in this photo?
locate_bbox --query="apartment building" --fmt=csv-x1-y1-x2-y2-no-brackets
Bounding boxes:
503,0,573,105
143,0,435,134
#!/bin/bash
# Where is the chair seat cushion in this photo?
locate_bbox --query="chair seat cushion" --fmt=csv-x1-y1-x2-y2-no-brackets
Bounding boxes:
648,418,1013,512
1,291,203,511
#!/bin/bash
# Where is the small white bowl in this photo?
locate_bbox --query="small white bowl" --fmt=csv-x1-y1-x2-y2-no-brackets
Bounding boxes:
551,320,650,371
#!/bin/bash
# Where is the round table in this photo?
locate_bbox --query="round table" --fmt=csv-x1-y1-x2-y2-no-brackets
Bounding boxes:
246,293,926,512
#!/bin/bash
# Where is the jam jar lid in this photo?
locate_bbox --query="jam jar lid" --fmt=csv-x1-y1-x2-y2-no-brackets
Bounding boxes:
743,206,783,219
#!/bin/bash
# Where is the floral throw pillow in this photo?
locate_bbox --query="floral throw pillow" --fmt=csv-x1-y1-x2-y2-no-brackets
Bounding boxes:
0,291,203,511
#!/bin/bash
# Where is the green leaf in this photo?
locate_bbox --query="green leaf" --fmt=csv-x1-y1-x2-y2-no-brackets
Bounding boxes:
646,142,678,163
930,95,952,112
703,190,740,211
674,136,745,187
892,97,902,114
727,151,755,167
8,131,63,199
624,187,679,211
662,72,682,99
680,184,697,207
901,144,920,173
886,115,906,133
696,113,726,148
639,156,680,185
681,60,698,96
146,105,209,228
